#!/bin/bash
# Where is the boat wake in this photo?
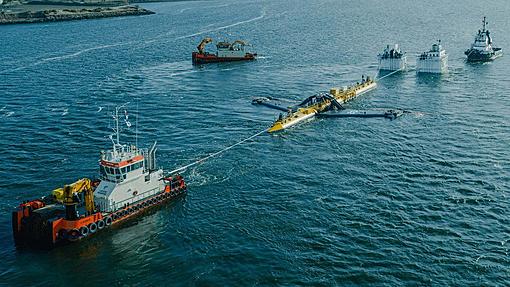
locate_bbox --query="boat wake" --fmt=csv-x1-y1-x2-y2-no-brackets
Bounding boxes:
175,10,266,40
0,42,133,74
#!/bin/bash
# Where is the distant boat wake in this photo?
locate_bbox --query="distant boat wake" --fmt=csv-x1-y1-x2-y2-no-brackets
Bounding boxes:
0,42,133,74
175,10,267,40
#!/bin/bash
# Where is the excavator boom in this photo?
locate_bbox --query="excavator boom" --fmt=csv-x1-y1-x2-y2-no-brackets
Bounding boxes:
197,37,213,54
55,178,96,216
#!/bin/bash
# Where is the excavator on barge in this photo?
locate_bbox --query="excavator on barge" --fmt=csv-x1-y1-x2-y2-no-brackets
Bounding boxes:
192,37,257,64
12,104,187,248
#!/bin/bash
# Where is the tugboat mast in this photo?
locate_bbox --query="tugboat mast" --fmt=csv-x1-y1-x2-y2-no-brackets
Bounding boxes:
111,102,130,155
482,16,487,32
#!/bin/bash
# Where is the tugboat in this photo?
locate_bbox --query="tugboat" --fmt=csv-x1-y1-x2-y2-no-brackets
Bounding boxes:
417,40,448,74
12,104,187,248
378,44,407,71
192,37,257,64
465,17,502,62
268,76,376,133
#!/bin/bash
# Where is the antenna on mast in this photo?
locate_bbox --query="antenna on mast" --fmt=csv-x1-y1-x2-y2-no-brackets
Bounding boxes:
111,102,130,154
135,100,139,148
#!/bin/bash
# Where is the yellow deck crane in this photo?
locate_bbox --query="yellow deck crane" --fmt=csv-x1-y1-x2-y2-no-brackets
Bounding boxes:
197,37,213,54
53,178,95,220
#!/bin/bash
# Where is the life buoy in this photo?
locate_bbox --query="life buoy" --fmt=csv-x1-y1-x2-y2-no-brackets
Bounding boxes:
104,216,113,226
68,229,81,242
88,222,98,233
97,219,105,229
79,226,89,237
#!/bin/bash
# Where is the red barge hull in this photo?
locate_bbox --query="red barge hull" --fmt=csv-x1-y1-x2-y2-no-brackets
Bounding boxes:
12,177,186,248
192,52,256,64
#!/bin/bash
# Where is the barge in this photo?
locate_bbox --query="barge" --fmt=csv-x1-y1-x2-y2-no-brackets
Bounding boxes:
192,38,256,64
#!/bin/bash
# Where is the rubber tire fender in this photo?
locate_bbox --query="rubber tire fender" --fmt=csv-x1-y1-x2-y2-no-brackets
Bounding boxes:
79,226,89,237
88,222,98,233
97,219,105,230
68,229,81,242
104,216,113,226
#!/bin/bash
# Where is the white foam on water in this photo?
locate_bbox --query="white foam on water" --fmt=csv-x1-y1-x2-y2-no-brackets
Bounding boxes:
1,42,134,74
175,10,266,40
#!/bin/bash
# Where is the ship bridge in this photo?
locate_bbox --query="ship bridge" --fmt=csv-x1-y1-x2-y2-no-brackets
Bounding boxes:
99,145,144,183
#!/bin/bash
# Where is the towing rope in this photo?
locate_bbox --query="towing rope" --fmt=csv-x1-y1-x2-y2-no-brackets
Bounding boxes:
169,128,267,174
374,67,404,81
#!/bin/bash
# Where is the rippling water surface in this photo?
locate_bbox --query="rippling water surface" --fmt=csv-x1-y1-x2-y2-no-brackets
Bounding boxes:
1,0,510,285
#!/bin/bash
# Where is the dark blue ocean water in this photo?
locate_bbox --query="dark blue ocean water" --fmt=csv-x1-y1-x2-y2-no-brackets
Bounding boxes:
1,0,510,285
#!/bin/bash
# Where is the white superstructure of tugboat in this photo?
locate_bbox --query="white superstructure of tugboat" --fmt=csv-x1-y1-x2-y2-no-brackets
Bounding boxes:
378,44,407,71
465,17,502,62
417,40,448,74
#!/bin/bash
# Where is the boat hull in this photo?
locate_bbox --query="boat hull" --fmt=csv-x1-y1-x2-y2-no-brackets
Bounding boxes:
268,109,317,133
13,181,187,248
465,48,503,62
192,52,256,64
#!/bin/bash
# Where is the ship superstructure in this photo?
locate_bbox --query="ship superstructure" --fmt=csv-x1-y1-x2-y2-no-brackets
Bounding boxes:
12,104,187,247
192,38,256,64
417,40,448,74
378,44,407,71
465,17,502,62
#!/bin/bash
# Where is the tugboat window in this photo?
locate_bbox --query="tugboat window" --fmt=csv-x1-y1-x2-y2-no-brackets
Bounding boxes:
100,166,107,177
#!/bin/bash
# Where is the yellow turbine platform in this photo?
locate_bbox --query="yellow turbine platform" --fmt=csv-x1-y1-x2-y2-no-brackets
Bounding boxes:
268,78,377,133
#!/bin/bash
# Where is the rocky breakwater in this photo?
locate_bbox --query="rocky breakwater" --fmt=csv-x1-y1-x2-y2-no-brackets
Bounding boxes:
0,5,154,24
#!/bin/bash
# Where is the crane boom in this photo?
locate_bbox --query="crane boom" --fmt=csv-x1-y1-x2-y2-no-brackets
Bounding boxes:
54,178,96,216
197,37,213,54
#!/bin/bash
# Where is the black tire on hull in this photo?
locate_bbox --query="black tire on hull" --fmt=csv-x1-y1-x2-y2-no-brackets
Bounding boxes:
79,226,89,237
68,229,80,242
88,222,98,233
97,219,105,230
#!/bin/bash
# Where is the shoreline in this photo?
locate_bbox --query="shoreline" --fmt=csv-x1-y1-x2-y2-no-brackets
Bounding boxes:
0,4,155,24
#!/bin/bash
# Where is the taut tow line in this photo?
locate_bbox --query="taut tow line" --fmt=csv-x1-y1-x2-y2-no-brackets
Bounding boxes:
374,68,405,81
168,128,267,174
